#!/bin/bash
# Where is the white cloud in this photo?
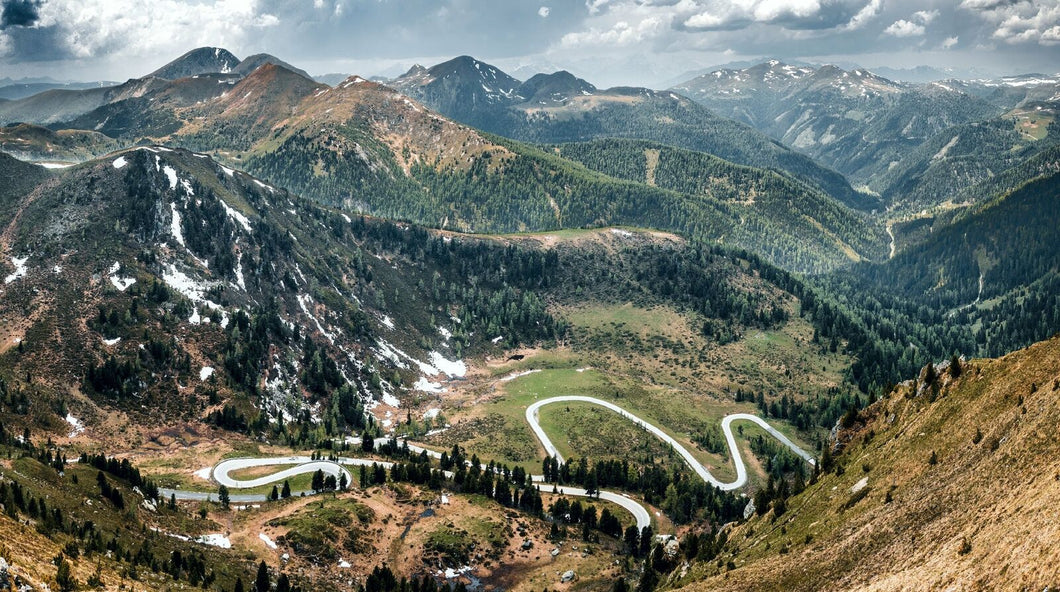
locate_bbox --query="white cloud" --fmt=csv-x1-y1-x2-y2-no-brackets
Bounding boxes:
24,0,280,60
843,0,881,31
539,6,551,18
884,19,926,37
961,0,1060,45
586,0,611,15
684,0,828,30
941,35,959,49
561,17,667,48
913,10,939,24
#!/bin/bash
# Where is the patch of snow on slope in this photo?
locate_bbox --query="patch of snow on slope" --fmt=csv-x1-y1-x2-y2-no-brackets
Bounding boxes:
381,315,394,330
234,260,246,291
65,413,84,437
102,337,121,346
193,467,212,480
428,352,466,378
108,261,135,291
297,294,336,344
162,264,222,310
112,156,128,169
195,534,231,549
381,393,401,408
438,326,451,340
414,378,444,393
259,533,278,549
219,198,252,232
170,203,185,246
4,255,28,284
424,407,441,419
162,165,178,190
200,367,214,381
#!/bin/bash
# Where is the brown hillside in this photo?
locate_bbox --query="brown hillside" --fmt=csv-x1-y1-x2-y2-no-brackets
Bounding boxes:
675,336,1060,591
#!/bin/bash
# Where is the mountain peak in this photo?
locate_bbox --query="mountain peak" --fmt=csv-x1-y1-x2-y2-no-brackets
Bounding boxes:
149,47,241,80
232,53,311,80
518,71,597,104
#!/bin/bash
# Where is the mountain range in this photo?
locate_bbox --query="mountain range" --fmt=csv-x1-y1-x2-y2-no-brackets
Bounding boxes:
1,46,1059,591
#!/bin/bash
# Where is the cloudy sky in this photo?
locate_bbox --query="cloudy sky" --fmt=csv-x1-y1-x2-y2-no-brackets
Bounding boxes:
1,0,1058,86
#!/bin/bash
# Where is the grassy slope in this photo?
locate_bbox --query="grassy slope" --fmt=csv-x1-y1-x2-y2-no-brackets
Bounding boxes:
675,336,1060,591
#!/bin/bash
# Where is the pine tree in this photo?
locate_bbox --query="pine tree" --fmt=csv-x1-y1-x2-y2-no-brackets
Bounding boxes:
218,484,230,509
281,480,291,499
255,560,270,592
269,485,279,501
55,555,77,592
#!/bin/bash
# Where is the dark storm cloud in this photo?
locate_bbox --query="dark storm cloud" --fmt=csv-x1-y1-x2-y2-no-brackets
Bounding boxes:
1,0,40,29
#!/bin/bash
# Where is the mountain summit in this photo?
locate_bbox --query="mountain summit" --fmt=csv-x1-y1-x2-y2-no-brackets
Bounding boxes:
148,46,241,79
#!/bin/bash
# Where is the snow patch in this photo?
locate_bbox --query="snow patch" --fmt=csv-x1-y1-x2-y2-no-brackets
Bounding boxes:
490,335,503,344
424,407,441,420
108,262,136,291
338,559,352,568
193,467,212,480
220,198,253,232
414,378,444,393
195,534,231,549
200,366,215,381
170,203,185,246
102,337,121,346
428,351,466,378
234,260,246,291
381,393,401,408
259,533,278,549
65,413,84,437
438,326,452,340
4,255,28,284
162,165,178,190
381,315,395,330
112,156,128,169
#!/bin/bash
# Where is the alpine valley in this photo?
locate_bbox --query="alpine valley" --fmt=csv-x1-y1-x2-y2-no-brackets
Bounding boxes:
0,43,1058,592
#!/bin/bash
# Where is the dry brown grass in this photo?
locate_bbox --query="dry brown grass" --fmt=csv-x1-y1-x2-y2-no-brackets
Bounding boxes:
674,336,1060,591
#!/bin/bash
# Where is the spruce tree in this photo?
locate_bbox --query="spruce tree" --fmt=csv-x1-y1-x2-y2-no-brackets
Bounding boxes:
255,560,270,592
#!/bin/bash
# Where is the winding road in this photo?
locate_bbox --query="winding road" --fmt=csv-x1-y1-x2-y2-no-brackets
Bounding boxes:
162,396,815,530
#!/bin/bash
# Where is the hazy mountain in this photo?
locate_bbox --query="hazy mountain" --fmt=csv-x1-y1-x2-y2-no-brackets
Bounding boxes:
0,76,169,125
672,61,1001,189
0,80,116,101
